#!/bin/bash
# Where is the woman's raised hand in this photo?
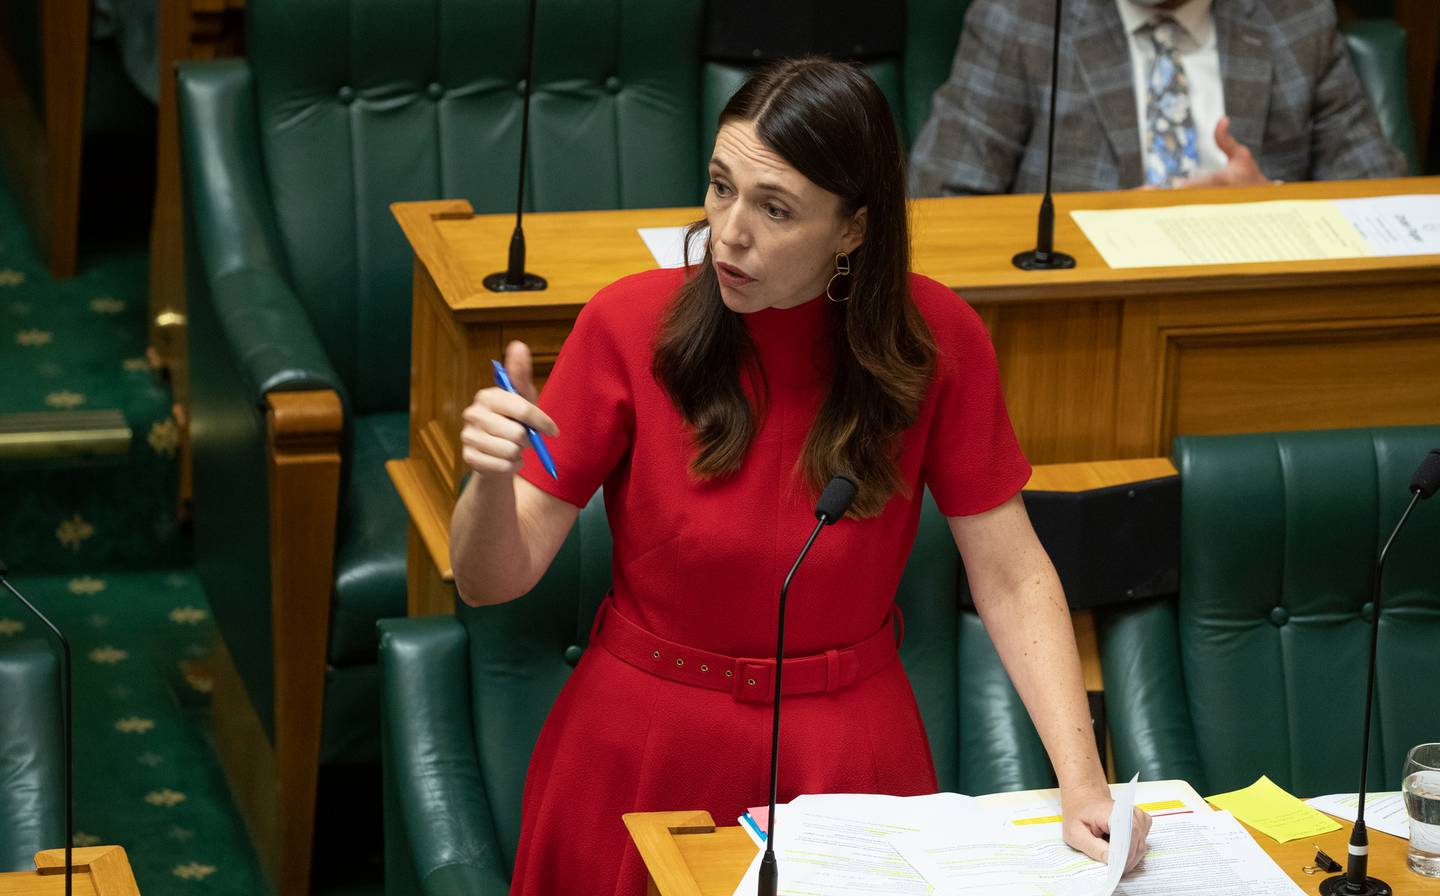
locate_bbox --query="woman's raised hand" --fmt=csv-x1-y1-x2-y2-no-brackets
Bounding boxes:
460,340,558,479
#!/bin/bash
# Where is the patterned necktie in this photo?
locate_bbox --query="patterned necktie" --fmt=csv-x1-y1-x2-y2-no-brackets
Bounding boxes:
1142,17,1199,188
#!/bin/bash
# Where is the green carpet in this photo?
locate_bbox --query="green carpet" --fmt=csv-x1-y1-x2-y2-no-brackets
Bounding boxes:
0,167,185,574
1,569,268,894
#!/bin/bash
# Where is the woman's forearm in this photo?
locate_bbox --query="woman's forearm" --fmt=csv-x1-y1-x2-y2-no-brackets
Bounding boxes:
450,474,531,606
972,562,1108,796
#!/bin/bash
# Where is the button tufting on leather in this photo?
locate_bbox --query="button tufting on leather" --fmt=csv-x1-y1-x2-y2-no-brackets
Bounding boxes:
426,82,445,100
515,79,528,96
563,645,583,667
337,85,356,104
1268,606,1290,626
604,75,622,94
1361,601,1375,623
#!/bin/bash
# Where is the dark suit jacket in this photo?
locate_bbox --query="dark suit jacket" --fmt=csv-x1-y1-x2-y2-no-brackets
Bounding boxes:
908,0,1407,195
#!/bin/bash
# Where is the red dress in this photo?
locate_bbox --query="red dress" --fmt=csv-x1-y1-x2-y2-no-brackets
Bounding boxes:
510,267,1030,895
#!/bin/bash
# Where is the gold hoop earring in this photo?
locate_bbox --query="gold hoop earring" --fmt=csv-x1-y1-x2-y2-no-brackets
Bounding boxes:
826,250,852,303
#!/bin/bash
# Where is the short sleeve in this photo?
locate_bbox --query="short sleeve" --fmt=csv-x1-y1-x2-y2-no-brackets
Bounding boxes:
517,296,635,509
921,310,1031,517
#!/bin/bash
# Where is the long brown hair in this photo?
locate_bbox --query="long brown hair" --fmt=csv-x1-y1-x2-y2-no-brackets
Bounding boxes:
652,58,935,518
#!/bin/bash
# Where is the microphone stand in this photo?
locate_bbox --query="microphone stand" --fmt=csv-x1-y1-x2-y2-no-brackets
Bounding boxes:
1,562,72,896
757,518,824,895
758,477,856,896
1320,454,1439,895
483,0,546,292
1013,0,1076,271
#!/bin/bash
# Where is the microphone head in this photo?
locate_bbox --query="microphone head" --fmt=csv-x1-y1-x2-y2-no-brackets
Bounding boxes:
1412,449,1440,500
815,476,858,523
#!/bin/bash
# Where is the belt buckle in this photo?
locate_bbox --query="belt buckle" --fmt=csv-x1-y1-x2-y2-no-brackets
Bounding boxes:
732,658,775,702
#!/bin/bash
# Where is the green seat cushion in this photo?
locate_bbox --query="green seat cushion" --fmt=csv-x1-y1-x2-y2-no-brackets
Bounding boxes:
329,411,410,667
0,638,64,871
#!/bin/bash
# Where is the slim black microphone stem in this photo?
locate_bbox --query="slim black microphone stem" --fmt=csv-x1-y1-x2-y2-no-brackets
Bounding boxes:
0,569,72,896
1013,0,1076,271
1320,491,1422,896
484,0,546,292
757,516,828,896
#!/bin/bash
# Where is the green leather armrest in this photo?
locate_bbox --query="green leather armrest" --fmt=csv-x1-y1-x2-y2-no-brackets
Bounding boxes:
1096,597,1208,792
0,639,64,872
379,617,510,895
1342,19,1420,176
177,59,340,401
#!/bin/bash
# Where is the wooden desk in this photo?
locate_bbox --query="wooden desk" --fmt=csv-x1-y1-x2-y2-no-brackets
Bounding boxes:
0,846,141,895
623,810,1439,896
389,178,1440,615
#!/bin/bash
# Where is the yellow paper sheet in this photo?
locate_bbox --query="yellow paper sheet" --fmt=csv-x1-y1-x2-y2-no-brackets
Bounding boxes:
1207,775,1342,843
1071,199,1375,268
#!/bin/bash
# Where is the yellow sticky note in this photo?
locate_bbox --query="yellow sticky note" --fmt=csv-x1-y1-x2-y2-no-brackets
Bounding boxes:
1207,775,1342,843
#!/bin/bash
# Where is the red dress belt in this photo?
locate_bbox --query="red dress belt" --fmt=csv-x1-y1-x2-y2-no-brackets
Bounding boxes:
589,595,904,703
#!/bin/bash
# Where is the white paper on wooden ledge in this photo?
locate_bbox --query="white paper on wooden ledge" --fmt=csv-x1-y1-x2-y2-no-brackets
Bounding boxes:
638,225,709,269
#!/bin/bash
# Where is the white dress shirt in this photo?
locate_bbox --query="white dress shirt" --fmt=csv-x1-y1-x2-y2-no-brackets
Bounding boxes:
1115,0,1227,177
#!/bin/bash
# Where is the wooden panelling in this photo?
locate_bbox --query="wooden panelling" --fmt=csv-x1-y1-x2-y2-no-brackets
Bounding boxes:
1166,319,1440,445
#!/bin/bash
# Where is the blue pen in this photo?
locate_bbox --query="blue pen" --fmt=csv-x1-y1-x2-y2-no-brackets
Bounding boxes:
491,359,558,480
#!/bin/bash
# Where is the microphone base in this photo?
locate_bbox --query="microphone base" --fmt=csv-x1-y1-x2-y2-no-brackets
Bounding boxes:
482,271,548,292
1012,249,1076,271
1319,874,1392,896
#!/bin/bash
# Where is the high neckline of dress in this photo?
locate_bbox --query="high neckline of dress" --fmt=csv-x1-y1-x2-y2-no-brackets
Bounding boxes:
741,292,834,388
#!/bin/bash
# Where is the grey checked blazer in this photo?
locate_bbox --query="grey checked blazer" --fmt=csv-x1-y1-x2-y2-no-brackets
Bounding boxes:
909,0,1407,195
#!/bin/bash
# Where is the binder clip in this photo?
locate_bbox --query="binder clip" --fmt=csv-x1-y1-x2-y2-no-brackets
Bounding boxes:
1303,846,1342,875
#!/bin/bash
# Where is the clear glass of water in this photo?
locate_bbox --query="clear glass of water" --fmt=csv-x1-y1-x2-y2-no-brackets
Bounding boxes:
1405,743,1440,877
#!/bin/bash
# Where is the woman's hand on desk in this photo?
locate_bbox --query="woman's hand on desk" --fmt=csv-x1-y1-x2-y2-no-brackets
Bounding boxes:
460,340,558,479
1061,786,1153,874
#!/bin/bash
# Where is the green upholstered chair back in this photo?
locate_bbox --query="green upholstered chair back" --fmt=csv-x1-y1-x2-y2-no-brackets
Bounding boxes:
1341,19,1420,174
456,489,1048,873
698,0,975,158
0,639,65,871
246,0,706,414
458,491,613,872
900,0,973,145
1173,426,1440,796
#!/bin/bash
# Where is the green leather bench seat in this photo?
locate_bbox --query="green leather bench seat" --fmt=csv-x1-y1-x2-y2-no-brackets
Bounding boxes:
1342,19,1420,175
1100,426,1440,797
330,412,410,667
184,0,714,784
380,490,1052,894
0,638,65,872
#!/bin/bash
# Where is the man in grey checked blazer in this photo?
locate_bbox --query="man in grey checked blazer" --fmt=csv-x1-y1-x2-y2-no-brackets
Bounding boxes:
909,0,1406,195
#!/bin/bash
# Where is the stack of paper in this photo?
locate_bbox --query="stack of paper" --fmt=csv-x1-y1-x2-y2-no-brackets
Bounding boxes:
1069,194,1440,268
731,778,1308,896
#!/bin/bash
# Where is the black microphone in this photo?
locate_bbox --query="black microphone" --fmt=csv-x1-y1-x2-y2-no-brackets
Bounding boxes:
483,0,547,293
0,559,72,896
1321,448,1439,896
1013,0,1076,272
1412,449,1440,499
758,476,858,896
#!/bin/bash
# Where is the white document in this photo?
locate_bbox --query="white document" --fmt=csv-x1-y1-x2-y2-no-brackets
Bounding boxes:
894,808,1305,896
1305,792,1410,840
1069,201,1375,268
1334,195,1440,255
893,775,1137,896
729,793,988,895
637,225,708,269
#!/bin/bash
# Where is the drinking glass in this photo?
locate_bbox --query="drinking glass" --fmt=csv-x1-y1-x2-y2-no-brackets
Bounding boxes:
1404,742,1440,877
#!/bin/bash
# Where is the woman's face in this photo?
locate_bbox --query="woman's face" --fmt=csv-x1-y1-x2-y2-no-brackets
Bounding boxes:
705,120,866,313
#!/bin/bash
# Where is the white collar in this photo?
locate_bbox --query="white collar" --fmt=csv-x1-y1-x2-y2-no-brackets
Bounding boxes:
1116,0,1216,50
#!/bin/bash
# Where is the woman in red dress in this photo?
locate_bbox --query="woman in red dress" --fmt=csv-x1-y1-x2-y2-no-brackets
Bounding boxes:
451,58,1151,895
